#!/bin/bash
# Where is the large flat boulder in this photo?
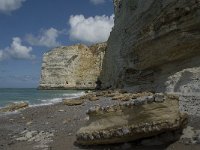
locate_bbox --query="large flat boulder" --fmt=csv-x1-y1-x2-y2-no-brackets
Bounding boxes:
76,93,188,145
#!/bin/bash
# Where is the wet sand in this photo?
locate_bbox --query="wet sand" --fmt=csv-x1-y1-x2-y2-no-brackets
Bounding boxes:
0,97,200,150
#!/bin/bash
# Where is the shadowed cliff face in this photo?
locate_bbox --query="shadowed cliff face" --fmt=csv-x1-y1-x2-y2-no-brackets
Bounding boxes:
100,0,200,95
39,43,106,90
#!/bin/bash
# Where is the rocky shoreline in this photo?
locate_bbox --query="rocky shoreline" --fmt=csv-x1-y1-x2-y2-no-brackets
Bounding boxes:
1,0,200,149
0,90,200,150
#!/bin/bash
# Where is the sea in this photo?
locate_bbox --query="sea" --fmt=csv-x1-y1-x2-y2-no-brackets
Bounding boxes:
0,88,85,108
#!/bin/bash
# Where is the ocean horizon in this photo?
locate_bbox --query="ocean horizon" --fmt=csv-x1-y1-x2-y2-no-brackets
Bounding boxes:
0,88,85,108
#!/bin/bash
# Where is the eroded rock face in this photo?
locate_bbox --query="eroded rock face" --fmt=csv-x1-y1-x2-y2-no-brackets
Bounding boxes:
76,94,188,145
100,0,200,95
39,43,106,90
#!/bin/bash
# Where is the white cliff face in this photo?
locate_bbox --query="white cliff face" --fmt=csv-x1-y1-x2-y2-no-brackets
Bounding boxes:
99,0,200,116
100,0,200,95
39,43,106,89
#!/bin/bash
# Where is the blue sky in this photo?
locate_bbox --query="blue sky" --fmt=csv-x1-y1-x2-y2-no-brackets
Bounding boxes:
0,0,114,88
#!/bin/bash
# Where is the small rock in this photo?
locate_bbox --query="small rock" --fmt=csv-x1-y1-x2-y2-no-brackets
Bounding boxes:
89,96,99,101
62,99,84,106
154,93,165,102
84,116,89,121
26,121,32,126
16,137,27,141
68,133,72,136
180,126,199,144
146,95,155,103
58,109,64,112
112,94,124,100
118,89,128,94
62,120,68,124
26,133,33,140
22,130,28,134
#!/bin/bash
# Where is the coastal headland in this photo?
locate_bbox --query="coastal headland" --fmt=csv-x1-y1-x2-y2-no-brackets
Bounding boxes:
1,0,200,149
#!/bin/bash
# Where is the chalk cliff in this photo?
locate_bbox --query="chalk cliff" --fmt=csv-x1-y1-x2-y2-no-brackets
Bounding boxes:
39,0,200,99
100,0,200,96
39,43,106,90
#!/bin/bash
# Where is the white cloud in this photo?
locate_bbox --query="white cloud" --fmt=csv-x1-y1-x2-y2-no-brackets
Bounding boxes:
69,14,114,44
0,50,4,61
26,28,61,48
90,0,105,5
0,37,35,61
0,0,26,13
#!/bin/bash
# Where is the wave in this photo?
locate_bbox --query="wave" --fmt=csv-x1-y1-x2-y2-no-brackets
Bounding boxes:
0,91,86,109
29,98,62,107
62,91,85,99
30,91,85,107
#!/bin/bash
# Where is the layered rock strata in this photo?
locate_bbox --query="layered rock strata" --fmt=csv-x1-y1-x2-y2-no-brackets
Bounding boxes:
76,93,188,145
100,0,200,96
39,43,106,89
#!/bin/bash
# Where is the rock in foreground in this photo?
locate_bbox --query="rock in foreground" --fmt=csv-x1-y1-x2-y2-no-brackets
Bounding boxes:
62,99,84,106
0,102,29,112
76,94,188,145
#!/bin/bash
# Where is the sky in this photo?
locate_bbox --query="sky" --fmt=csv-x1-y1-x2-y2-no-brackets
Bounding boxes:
0,0,114,88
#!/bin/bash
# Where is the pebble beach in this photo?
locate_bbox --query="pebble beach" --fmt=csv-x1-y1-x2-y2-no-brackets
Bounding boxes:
0,94,200,150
